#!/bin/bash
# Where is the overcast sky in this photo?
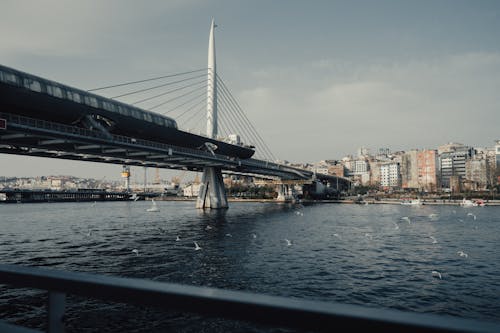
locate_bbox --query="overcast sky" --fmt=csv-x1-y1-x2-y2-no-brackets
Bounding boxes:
1,0,499,180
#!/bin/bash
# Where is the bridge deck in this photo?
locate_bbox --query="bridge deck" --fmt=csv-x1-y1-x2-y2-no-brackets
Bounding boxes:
0,112,320,181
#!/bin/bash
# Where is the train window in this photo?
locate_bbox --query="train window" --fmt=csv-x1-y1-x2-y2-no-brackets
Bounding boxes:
144,113,153,122
153,116,164,126
72,92,81,103
102,101,116,112
23,78,42,92
3,72,18,84
131,109,141,119
84,96,99,108
117,105,127,115
52,86,63,98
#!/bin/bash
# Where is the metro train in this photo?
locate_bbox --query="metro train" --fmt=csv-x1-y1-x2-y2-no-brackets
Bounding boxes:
0,64,255,159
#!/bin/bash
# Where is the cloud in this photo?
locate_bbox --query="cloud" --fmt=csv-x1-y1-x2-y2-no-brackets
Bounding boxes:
236,52,500,162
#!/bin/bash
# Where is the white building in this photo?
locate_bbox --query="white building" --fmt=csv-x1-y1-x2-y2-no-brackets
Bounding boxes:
183,183,201,197
380,163,401,188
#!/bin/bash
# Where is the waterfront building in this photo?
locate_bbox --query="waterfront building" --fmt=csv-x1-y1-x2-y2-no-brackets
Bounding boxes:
327,164,345,177
357,147,370,158
438,142,474,189
401,150,419,190
183,183,201,197
417,150,439,192
465,159,489,191
380,163,401,188
496,140,500,184
353,159,369,174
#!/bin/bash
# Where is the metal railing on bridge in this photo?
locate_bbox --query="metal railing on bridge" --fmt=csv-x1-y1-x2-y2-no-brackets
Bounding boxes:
0,112,316,181
0,264,498,333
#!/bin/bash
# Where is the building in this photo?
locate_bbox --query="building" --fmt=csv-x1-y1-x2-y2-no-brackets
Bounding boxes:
183,183,201,197
417,150,439,192
327,164,345,177
438,143,474,189
496,140,500,184
401,150,419,189
465,159,489,191
380,163,401,188
368,160,382,186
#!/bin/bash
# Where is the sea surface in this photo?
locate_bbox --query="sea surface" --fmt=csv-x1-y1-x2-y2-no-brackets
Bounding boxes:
0,201,499,332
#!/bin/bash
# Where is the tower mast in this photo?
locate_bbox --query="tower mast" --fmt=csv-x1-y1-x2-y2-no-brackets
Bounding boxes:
206,18,217,139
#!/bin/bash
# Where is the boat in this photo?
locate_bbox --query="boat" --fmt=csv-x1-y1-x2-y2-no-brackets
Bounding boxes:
400,198,422,206
460,198,485,207
146,199,159,212
460,198,477,207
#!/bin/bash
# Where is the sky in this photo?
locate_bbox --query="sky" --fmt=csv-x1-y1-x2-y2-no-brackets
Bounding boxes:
1,0,499,181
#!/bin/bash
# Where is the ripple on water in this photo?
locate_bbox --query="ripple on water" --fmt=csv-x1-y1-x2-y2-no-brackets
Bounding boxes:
0,202,499,328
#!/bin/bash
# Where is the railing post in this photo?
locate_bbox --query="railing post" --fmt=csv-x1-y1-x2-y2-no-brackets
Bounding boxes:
48,291,65,333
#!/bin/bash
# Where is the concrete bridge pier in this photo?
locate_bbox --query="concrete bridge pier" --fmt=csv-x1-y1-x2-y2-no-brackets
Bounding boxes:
276,183,294,202
196,167,228,209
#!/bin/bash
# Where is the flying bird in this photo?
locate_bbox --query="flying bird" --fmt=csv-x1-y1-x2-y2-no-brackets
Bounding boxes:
194,241,202,251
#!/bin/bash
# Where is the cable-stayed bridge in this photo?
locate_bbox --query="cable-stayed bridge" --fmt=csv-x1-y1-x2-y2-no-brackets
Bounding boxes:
0,20,349,208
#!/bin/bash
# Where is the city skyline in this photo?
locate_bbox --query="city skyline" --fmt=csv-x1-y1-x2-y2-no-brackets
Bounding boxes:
1,1,499,179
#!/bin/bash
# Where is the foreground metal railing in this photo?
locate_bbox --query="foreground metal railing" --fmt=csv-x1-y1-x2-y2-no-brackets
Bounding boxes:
0,264,499,333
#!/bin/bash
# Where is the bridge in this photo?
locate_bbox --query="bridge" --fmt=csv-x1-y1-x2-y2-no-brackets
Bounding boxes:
0,20,349,208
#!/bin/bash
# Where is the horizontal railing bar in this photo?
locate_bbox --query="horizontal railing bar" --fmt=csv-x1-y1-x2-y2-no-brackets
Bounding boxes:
0,264,499,333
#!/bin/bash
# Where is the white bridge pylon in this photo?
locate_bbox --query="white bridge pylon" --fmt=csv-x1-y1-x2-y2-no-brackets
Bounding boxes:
196,19,229,209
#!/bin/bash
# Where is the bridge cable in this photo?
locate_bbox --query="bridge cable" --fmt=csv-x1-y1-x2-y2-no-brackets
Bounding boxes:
217,90,269,160
220,81,276,161
217,76,276,161
149,82,207,111
180,103,208,134
216,78,271,159
87,68,207,92
157,87,207,115
111,73,206,99
216,81,275,161
167,92,207,120
178,99,207,125
130,79,206,105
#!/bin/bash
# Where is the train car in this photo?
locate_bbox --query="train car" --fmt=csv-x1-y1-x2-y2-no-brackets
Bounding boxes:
0,64,255,159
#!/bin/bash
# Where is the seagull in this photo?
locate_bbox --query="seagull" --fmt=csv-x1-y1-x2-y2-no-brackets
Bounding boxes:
175,236,181,242
333,233,342,240
428,213,438,220
457,251,468,258
429,236,438,244
295,211,304,216
86,229,92,237
467,212,477,220
401,216,411,224
205,225,212,231
285,239,292,246
225,233,232,237
364,233,373,240
392,222,400,230
251,233,257,239
194,241,202,251
91,201,97,207
432,271,442,279
131,249,139,256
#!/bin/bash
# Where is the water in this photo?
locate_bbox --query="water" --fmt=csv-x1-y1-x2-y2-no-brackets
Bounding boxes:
1,201,499,331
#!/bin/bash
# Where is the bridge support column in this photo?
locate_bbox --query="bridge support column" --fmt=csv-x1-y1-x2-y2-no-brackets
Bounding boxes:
196,167,228,209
